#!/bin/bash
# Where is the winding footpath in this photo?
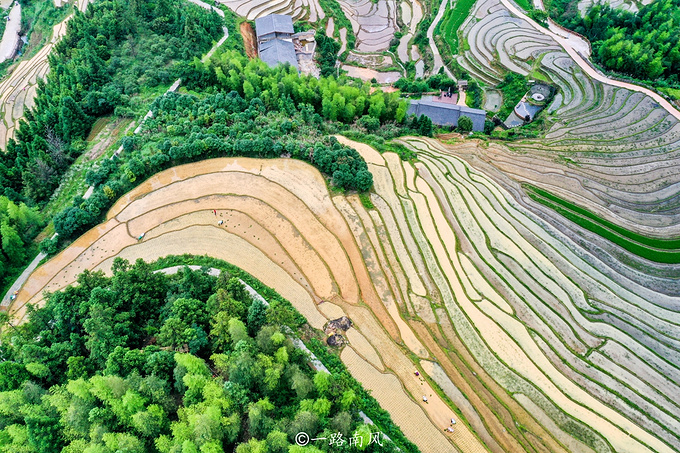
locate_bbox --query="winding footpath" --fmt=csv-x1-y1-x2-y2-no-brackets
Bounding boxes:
427,0,454,79
504,0,680,120
188,0,225,16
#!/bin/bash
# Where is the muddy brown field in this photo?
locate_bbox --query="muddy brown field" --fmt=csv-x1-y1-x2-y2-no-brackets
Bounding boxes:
8,137,679,453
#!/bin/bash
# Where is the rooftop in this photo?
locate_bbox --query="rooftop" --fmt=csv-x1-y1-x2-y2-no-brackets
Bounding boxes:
408,97,486,131
259,39,299,70
255,14,294,38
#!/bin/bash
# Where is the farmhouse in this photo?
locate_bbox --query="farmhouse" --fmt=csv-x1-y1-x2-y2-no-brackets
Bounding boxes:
407,96,486,131
255,14,299,70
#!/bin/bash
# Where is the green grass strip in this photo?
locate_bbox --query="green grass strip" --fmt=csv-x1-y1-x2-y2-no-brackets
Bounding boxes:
524,184,680,263
439,0,477,54
513,0,533,12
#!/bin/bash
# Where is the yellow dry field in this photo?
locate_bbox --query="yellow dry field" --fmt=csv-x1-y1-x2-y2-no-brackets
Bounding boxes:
383,152,407,197
335,135,384,166
340,347,456,452
369,194,428,297
346,195,432,358
368,163,435,297
10,136,677,453
333,195,429,358
345,328,384,371
111,159,361,305
94,225,328,330
10,156,478,452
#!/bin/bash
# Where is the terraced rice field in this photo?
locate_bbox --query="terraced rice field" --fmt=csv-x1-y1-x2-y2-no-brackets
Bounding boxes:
0,0,90,149
437,0,476,55
454,0,680,289
218,0,324,21
396,0,423,63
0,18,68,148
11,130,680,452
9,156,486,453
337,0,398,53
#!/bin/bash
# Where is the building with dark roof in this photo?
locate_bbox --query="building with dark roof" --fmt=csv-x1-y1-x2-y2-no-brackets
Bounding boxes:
407,96,486,131
255,14,294,41
255,14,298,70
258,39,299,69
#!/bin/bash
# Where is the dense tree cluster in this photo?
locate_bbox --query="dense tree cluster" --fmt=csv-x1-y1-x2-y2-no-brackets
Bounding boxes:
497,73,528,119
0,197,41,290
52,89,375,241
315,31,341,77
393,74,457,94
550,0,680,84
457,116,473,133
53,57,404,239
182,50,408,125
313,143,373,191
143,90,375,192
0,259,410,452
0,0,223,206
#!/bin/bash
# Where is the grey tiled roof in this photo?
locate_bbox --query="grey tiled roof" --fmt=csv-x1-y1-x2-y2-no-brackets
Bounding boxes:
255,14,294,37
259,39,299,69
407,97,486,131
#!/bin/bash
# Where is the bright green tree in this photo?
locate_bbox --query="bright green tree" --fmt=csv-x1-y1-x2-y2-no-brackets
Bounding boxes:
0,222,24,265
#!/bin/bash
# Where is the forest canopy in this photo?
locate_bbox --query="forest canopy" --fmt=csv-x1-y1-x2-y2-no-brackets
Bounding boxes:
550,0,680,84
0,197,41,292
0,0,224,206
0,259,414,453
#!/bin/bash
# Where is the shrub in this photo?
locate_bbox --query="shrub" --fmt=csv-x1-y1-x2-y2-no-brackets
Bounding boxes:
358,115,380,132
53,207,95,239
458,115,473,132
39,236,60,255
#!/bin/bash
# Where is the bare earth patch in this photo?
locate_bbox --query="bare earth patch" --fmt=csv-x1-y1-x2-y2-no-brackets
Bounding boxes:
240,21,257,59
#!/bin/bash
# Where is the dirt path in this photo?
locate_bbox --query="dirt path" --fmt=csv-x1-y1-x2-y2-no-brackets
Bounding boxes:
341,65,401,84
427,0,454,79
457,90,466,106
338,27,347,55
0,3,21,64
187,0,224,16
